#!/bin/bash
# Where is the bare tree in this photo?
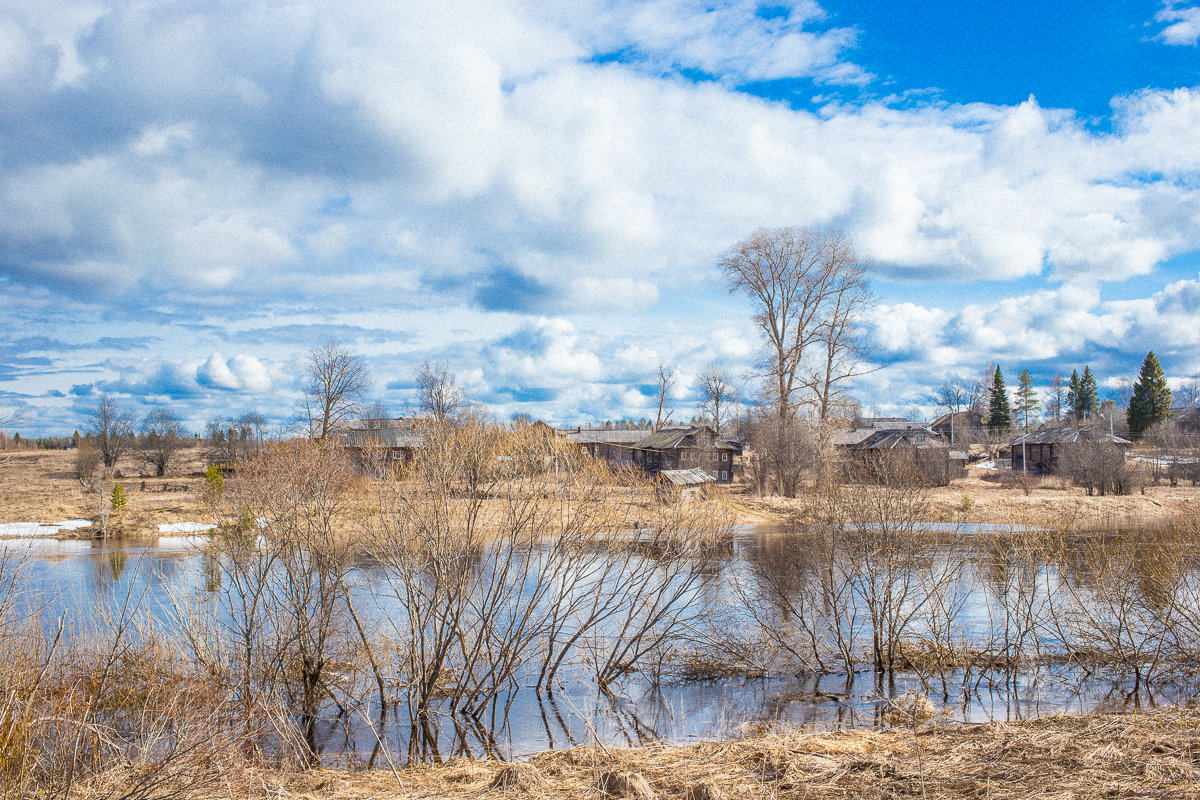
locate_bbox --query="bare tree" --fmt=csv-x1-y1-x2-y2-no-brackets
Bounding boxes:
935,378,973,445
360,399,389,427
237,410,270,457
698,363,732,434
305,342,371,439
88,395,135,468
139,407,185,477
1174,380,1199,408
803,261,875,421
416,361,464,422
720,227,858,420
1045,372,1066,421
653,362,675,431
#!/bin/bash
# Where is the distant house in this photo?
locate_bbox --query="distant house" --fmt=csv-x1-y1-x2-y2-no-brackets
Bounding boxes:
563,427,652,469
929,410,987,445
841,427,963,486
1008,425,1132,474
1171,406,1200,436
334,418,427,467
832,417,920,448
631,426,742,483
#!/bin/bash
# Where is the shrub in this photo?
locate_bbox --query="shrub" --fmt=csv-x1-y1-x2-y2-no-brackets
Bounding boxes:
74,443,101,482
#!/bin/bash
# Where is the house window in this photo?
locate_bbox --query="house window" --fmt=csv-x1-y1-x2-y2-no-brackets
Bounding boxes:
721,471,728,480
722,452,728,461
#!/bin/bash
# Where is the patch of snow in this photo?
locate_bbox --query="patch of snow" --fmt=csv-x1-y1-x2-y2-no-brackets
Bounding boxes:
0,519,94,537
156,522,217,533
255,517,272,528
972,460,997,470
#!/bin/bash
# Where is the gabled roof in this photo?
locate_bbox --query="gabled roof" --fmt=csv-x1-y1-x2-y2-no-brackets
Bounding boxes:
847,428,948,451
930,410,986,429
339,429,427,448
1007,425,1131,447
565,428,652,444
659,468,715,486
633,426,739,451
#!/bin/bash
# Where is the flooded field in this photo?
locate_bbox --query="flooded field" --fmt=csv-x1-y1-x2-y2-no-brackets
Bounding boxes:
6,520,1199,765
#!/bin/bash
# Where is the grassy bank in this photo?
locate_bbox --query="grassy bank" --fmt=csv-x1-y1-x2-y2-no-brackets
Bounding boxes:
5,449,1200,537
209,706,1200,799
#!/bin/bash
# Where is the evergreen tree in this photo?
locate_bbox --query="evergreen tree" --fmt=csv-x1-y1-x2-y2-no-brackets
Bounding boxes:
1077,366,1099,419
987,366,1012,434
1127,351,1172,435
1066,370,1080,420
1015,369,1038,432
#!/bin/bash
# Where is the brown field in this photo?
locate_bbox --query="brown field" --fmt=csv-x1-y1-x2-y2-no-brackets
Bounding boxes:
0,447,213,534
219,706,1200,799
735,466,1200,528
5,448,1200,537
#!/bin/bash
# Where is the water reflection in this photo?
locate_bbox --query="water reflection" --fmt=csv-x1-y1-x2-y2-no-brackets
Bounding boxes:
7,525,1200,764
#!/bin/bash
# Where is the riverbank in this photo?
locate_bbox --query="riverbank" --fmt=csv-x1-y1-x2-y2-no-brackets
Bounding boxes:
220,706,1200,799
6,449,1199,537
736,468,1200,528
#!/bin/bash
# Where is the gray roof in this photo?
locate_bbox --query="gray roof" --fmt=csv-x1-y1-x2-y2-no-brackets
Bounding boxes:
659,468,715,486
1008,425,1131,447
632,426,740,452
847,428,947,451
337,417,423,431
564,428,652,444
339,429,427,448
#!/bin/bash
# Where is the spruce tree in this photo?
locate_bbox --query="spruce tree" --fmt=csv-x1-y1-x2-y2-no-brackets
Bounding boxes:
987,366,1012,434
1016,369,1038,432
1078,366,1099,420
1127,351,1172,435
1066,370,1080,420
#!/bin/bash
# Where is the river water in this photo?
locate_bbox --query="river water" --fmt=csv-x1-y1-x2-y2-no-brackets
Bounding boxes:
4,524,1198,764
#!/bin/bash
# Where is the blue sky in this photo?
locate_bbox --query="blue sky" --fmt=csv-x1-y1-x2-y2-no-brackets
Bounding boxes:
2,0,1199,435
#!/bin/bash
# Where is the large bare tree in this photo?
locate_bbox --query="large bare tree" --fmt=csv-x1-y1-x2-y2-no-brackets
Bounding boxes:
720,227,865,421
416,361,465,422
804,261,874,421
88,395,136,468
305,342,371,439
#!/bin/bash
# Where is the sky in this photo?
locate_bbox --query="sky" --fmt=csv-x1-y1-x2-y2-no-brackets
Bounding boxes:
2,0,1200,436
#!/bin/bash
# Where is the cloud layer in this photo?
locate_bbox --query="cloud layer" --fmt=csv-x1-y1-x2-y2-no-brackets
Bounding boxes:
1,0,1199,432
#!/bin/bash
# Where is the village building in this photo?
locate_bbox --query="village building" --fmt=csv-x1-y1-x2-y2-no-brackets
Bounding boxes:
1008,425,1132,474
333,418,427,466
631,425,742,483
929,410,987,446
562,427,651,469
832,416,920,448
656,467,715,501
840,426,965,486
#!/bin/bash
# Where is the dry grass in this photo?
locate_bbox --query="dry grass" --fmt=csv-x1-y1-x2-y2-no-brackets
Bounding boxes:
741,470,1200,528
210,706,1200,799
0,448,212,531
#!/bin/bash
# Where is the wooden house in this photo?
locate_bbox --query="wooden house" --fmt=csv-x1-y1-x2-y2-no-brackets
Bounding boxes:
563,427,651,469
841,427,962,486
929,410,987,445
1008,425,1132,474
631,426,741,483
335,418,428,467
